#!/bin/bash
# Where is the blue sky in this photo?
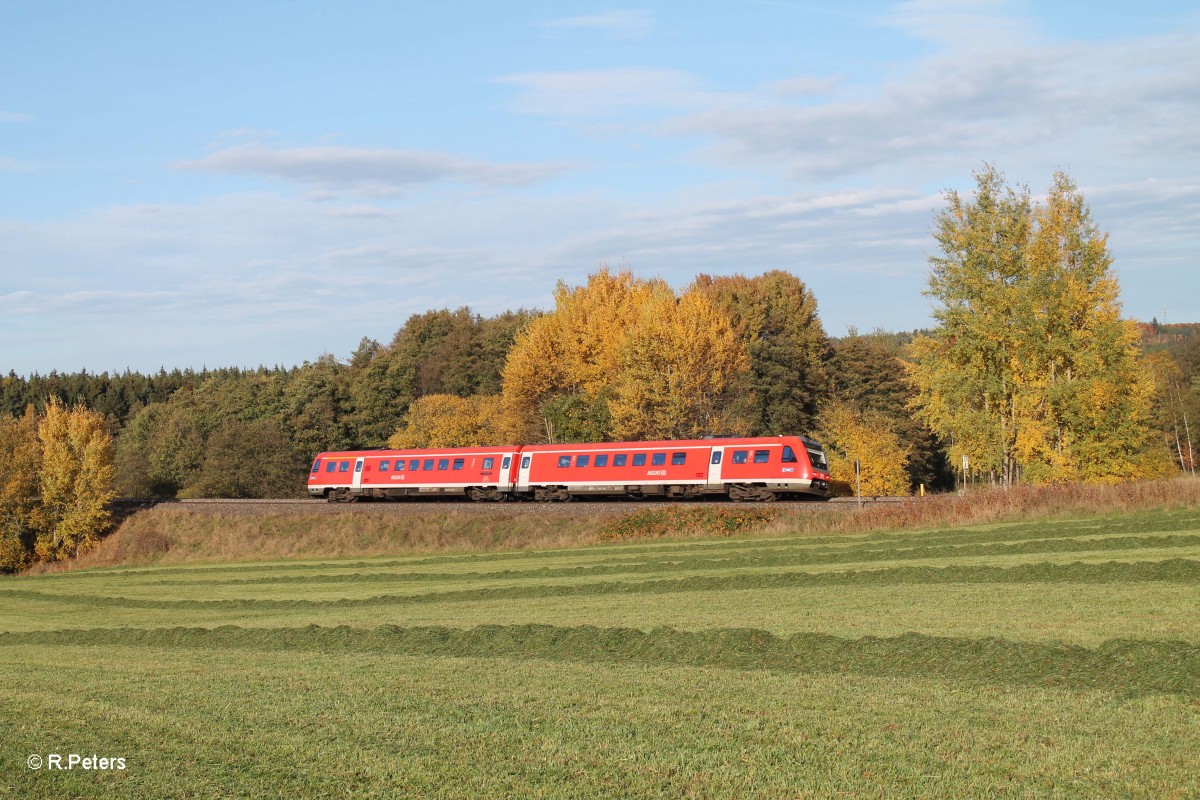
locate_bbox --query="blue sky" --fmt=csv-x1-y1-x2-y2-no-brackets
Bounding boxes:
2,0,1198,375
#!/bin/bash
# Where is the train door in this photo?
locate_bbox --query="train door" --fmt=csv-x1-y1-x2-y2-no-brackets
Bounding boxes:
706,446,725,488
352,457,365,491
516,452,533,492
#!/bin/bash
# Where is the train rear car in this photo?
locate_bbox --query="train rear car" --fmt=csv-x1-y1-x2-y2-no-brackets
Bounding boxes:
309,447,519,502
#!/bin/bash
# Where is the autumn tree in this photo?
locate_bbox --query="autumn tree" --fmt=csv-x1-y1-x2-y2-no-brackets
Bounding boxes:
500,268,751,442
906,166,1167,485
831,331,952,491
609,285,751,440
388,394,506,448
34,399,116,561
694,271,831,436
499,268,666,442
1143,350,1197,474
818,401,911,497
0,408,41,572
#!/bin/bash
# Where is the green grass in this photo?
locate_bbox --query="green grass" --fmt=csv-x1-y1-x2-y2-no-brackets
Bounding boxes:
3,506,1200,797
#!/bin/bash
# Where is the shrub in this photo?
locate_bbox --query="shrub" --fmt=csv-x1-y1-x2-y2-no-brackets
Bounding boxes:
599,506,778,542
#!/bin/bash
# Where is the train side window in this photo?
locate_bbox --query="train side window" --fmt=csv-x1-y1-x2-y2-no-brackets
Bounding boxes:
502,456,511,469
671,452,686,465
576,455,590,467
311,461,321,473
753,450,770,463
410,459,421,471
614,454,627,467
522,456,531,468
651,453,666,466
395,460,405,471
380,460,390,471
355,461,364,473
452,458,464,470
731,451,748,464
483,457,494,470
325,462,337,473
558,455,571,468
711,451,722,464
338,461,350,472
438,459,449,470
782,446,798,463
595,454,608,467
423,459,434,471
632,453,647,466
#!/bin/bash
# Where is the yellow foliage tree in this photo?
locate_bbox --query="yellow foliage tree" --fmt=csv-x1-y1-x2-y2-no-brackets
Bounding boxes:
389,394,506,448
34,399,116,561
905,167,1167,485
0,408,42,572
501,267,750,442
500,267,666,442
609,286,752,440
497,313,570,443
819,402,911,497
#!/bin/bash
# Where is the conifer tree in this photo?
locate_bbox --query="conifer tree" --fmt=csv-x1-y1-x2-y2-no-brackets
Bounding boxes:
693,270,830,436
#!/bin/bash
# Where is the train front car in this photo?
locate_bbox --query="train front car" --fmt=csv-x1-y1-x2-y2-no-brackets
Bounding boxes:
713,436,830,500
797,436,831,498
515,435,832,502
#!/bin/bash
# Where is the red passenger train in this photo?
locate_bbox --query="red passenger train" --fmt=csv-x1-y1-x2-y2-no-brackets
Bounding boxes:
308,435,830,502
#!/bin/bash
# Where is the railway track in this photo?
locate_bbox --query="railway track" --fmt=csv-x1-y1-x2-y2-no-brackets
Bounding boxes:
112,496,916,516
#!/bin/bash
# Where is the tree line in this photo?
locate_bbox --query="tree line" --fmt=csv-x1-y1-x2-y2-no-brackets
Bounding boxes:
2,166,1197,571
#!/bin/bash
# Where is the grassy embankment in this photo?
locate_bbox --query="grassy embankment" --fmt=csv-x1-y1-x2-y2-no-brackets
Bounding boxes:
32,477,1200,571
1,481,1199,797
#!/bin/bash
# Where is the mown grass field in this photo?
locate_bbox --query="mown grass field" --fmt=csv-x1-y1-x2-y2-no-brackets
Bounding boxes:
3,504,1200,798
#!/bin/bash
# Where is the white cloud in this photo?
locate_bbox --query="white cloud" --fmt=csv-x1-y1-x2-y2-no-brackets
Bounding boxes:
500,7,1200,189
882,0,1042,51
0,156,38,172
766,76,841,98
0,289,181,316
538,9,654,41
0,111,32,123
176,144,576,194
3,157,1196,374
666,29,1200,182
496,68,743,118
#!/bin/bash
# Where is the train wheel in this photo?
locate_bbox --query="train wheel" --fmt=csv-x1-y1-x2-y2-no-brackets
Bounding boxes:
331,488,358,503
728,484,775,502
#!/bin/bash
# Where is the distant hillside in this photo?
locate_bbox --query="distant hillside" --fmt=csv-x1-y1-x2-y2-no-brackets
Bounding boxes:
1140,321,1200,356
